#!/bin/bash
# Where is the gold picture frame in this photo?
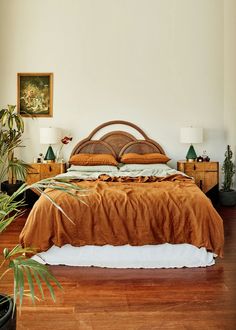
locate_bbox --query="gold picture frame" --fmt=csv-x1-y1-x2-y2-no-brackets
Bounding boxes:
17,73,53,117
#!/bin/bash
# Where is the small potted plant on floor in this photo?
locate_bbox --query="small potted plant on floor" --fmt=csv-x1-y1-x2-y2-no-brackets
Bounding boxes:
219,145,236,206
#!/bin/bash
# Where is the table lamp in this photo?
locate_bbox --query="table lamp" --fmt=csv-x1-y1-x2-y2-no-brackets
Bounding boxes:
40,127,61,162
180,127,203,161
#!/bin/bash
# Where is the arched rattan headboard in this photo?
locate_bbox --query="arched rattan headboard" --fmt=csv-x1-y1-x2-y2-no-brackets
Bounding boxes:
70,120,165,160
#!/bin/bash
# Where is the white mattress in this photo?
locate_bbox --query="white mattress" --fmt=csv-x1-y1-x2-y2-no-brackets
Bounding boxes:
33,243,216,268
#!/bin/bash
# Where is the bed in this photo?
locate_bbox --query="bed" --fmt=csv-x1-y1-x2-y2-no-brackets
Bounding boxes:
19,120,224,268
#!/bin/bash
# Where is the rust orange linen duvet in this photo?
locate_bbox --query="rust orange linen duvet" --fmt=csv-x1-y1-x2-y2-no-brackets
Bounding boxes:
19,174,224,257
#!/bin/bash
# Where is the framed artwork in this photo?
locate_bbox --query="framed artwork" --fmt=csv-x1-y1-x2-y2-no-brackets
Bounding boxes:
17,73,53,117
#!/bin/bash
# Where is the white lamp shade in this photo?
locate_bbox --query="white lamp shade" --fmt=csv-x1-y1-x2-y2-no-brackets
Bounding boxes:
40,127,61,145
180,127,203,144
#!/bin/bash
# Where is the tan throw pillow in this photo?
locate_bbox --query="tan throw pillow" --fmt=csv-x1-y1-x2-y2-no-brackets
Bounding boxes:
69,153,118,166
120,153,170,164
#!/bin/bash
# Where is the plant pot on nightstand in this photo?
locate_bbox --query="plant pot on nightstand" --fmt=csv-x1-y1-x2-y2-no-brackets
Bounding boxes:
219,190,236,207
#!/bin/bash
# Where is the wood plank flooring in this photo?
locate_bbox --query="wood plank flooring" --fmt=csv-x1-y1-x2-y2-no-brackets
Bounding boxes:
0,206,236,329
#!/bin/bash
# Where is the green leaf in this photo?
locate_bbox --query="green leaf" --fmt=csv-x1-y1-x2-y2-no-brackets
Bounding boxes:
0,210,24,233
32,269,44,300
0,109,6,120
1,111,8,126
8,104,16,113
18,115,24,133
12,259,19,312
8,115,13,130
23,266,35,304
18,265,25,306
14,115,22,132
38,271,56,302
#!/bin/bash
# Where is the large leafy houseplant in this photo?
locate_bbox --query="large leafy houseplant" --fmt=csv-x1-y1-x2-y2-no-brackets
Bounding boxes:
219,145,236,206
0,105,29,188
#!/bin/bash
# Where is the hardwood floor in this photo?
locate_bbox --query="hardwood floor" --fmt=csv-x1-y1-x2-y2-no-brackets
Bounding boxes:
1,206,236,329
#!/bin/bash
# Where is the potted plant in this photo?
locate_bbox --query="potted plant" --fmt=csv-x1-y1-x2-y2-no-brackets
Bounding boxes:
0,105,30,195
219,145,236,206
0,175,88,329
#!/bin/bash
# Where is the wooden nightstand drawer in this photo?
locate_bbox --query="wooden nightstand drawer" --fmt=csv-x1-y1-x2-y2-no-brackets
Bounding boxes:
27,163,66,184
184,162,218,172
27,164,40,174
204,162,218,171
184,162,204,172
40,164,62,177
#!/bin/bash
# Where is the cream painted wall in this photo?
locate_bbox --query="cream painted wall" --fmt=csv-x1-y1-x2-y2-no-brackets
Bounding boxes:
0,0,225,169
224,0,236,187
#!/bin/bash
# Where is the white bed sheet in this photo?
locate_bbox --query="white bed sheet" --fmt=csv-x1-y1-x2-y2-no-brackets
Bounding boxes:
55,163,186,181
33,243,215,268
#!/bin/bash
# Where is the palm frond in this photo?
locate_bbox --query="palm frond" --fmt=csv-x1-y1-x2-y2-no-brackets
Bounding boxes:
4,249,62,310
0,195,25,233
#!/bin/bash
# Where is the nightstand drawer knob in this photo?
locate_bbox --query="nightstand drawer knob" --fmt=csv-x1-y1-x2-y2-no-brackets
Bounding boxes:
200,180,203,190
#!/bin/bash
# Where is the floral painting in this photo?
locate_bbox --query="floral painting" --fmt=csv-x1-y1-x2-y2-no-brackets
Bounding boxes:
17,73,53,117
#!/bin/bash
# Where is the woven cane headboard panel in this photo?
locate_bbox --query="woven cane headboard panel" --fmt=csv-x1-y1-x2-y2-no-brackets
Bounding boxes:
70,120,165,160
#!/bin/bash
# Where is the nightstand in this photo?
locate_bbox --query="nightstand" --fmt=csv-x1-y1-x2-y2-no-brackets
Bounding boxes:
26,162,66,185
26,162,66,206
177,161,219,201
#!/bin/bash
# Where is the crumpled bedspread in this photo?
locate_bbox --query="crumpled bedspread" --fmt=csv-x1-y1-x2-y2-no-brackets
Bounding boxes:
19,174,224,256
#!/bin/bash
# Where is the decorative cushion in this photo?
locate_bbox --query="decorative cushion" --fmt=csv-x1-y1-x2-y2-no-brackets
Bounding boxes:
69,153,118,166
120,153,170,164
